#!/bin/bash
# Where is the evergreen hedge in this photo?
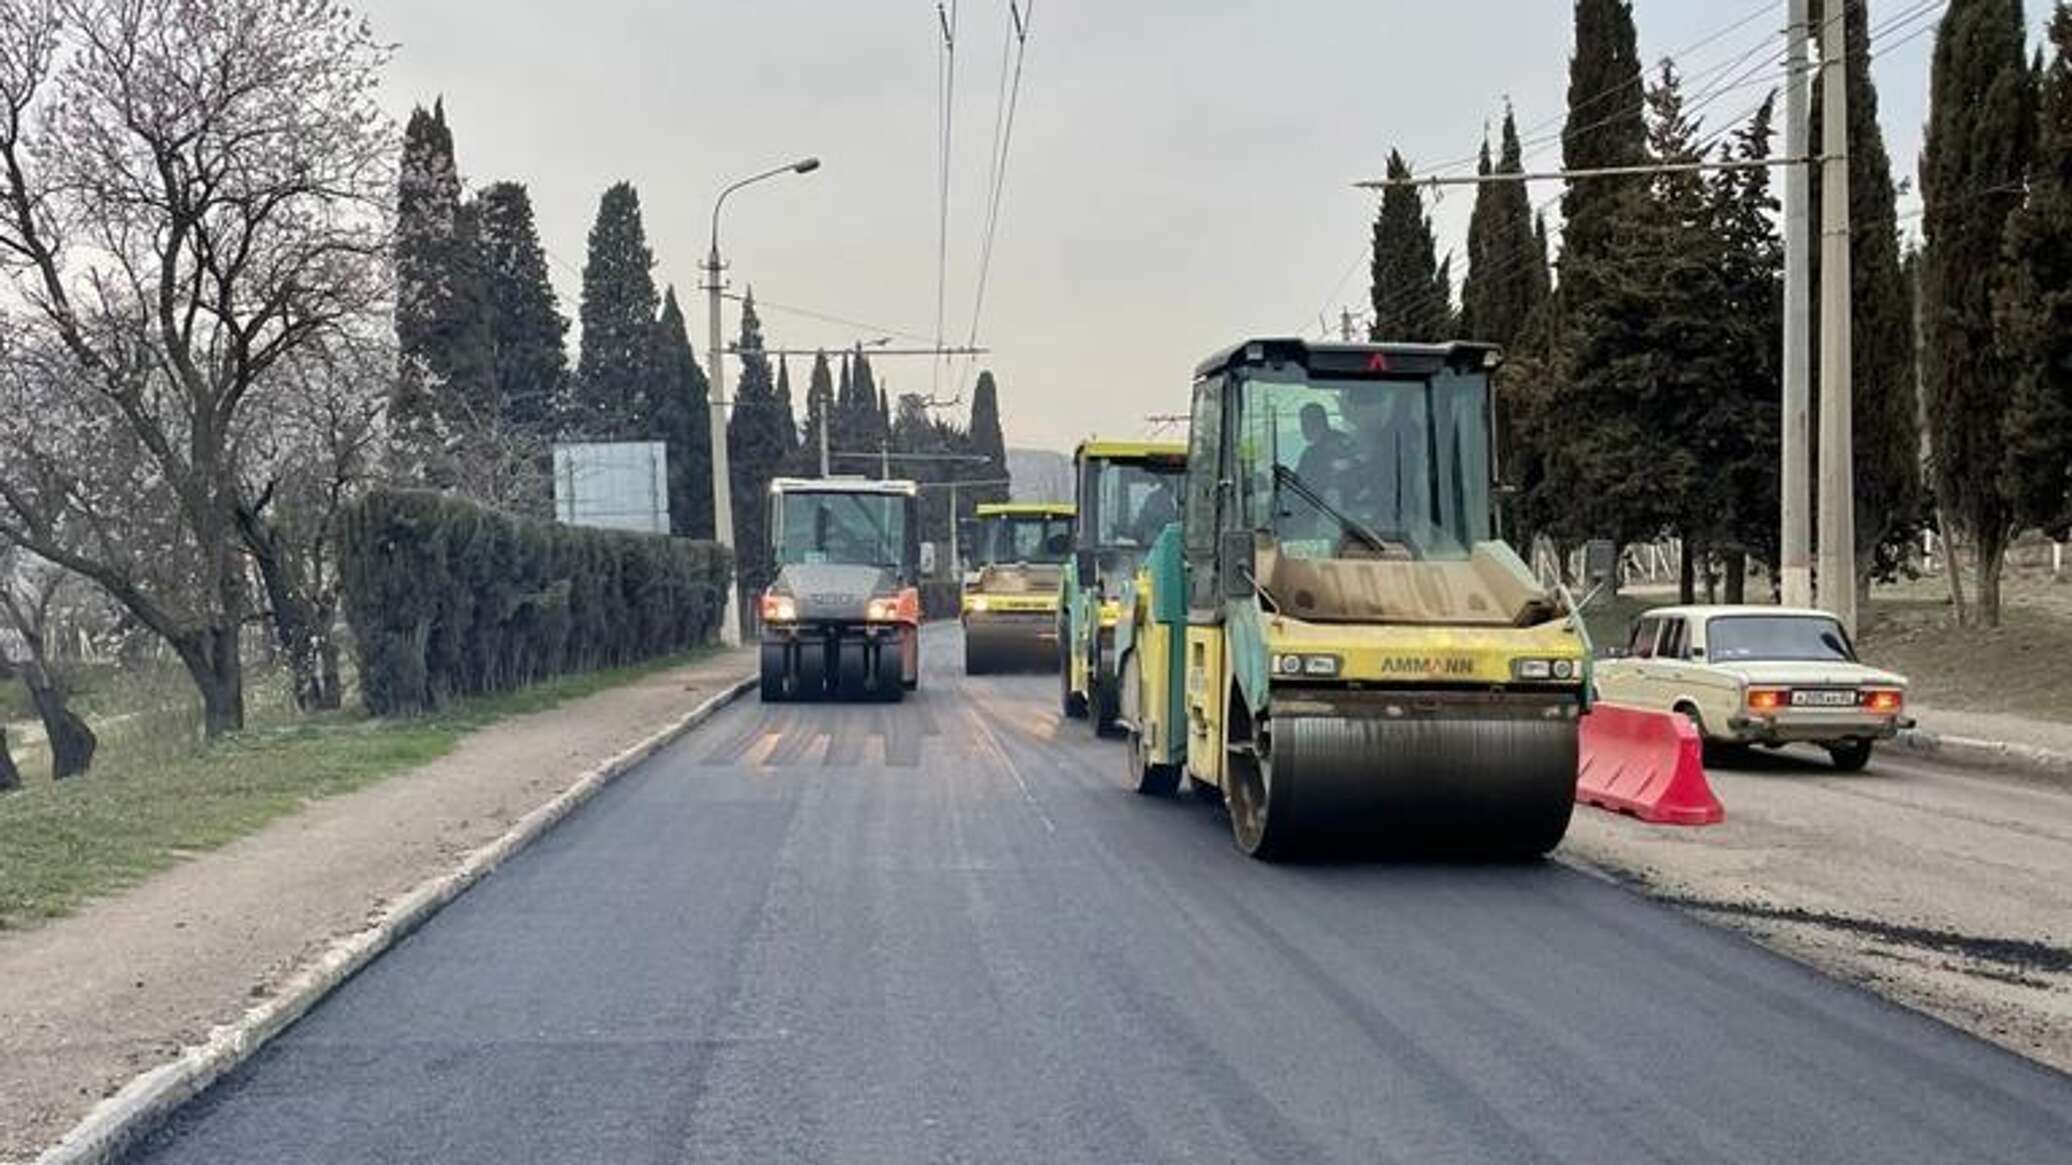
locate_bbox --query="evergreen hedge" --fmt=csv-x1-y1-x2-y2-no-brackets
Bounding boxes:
339,488,730,716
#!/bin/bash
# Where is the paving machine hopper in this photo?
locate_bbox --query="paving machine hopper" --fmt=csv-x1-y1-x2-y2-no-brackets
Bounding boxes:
962,502,1076,674
1115,338,1592,859
758,477,922,702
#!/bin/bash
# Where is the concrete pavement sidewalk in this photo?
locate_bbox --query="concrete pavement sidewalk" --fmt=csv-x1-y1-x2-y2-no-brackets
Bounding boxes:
0,649,752,1163
1899,703,2072,775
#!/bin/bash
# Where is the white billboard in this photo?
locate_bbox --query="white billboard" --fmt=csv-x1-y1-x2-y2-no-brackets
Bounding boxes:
552,441,670,535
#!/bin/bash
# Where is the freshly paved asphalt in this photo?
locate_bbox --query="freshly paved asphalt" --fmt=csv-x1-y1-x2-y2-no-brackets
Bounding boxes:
129,628,2072,1164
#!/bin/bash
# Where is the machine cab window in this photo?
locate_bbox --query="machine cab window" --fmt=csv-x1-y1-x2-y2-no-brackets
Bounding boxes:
1231,363,1492,562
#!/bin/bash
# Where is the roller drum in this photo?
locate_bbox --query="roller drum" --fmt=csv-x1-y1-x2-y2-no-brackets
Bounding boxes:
1249,706,1577,859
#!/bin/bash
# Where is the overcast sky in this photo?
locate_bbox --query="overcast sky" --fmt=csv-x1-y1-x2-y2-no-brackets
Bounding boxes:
356,0,2053,456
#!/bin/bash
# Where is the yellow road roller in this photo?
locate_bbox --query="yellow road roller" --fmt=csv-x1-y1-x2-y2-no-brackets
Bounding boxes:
962,502,1076,674
1059,440,1188,733
1114,338,1592,859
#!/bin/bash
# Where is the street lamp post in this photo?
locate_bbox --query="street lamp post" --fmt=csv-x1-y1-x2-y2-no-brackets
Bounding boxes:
704,157,821,648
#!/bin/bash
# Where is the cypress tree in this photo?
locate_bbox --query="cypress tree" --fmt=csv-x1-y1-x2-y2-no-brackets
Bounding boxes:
1461,105,1548,347
1546,63,1728,554
1704,97,1785,599
799,350,836,476
1369,150,1455,342
575,182,661,439
774,355,800,468
1997,2,2072,541
726,292,786,591
1922,0,2036,626
1461,132,1498,340
472,182,569,435
1561,0,1648,269
967,370,1009,511
1808,0,1923,590
393,99,492,480
649,289,713,538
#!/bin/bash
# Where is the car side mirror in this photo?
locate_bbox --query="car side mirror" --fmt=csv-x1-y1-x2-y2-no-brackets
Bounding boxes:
1220,529,1256,601
1075,548,1096,582
1583,539,1618,590
919,542,938,577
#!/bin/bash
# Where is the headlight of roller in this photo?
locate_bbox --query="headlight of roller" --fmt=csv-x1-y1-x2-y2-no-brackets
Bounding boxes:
1273,653,1341,678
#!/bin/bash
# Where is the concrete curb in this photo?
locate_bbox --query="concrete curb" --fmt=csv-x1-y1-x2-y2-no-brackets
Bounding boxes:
31,673,757,1165
1893,726,2072,775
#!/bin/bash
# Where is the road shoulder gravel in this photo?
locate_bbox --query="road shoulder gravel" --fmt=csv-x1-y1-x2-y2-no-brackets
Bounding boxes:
0,650,753,1164
1560,743,2072,1075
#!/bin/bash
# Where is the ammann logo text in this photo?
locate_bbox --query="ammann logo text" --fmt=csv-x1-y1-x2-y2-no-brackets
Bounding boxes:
1376,656,1476,677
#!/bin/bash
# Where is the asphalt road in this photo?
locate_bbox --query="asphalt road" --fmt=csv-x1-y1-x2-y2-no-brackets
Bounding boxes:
130,627,2072,1164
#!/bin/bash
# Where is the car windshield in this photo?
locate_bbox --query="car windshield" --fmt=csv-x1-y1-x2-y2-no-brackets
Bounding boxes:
1706,615,1856,663
774,491,906,568
976,515,1073,566
1235,367,1492,561
1092,460,1186,548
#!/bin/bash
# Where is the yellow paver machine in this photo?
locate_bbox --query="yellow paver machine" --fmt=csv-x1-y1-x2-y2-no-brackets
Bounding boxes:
961,502,1076,674
1114,338,1593,859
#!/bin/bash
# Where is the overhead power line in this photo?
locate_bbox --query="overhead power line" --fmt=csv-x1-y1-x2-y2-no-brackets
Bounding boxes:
959,0,1034,392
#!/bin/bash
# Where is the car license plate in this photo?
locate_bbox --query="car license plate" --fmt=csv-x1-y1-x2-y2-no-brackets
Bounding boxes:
1791,689,1858,708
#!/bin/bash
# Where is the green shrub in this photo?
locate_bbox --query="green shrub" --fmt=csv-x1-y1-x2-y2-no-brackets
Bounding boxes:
338,489,730,716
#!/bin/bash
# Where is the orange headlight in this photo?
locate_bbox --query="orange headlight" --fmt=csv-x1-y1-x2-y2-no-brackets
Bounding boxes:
1863,688,1904,714
760,592,796,623
1747,687,1789,713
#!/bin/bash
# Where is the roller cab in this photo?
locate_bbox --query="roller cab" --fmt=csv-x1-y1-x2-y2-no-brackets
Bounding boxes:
758,477,922,702
1060,439,1188,734
1120,338,1591,859
962,502,1075,674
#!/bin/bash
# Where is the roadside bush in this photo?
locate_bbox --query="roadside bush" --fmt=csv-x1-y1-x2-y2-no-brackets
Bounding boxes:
338,489,730,716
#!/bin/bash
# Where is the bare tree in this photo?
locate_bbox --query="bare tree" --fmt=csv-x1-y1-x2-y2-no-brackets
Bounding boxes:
0,547,96,777
235,333,389,711
0,0,393,737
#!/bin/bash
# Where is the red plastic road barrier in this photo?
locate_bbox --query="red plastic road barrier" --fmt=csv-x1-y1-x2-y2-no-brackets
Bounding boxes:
1576,702,1725,826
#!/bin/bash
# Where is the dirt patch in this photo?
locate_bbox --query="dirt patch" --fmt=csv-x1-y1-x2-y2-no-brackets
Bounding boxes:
0,649,751,1162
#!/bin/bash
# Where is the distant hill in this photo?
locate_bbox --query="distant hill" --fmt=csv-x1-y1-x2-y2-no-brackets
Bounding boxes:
1006,448,1073,503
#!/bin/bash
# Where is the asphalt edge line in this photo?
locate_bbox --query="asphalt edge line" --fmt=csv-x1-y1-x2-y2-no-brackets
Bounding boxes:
30,672,757,1165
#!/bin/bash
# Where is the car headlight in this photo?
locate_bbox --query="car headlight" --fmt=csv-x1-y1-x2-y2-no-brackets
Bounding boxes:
1273,653,1340,678
760,593,797,623
966,595,990,613
866,597,900,622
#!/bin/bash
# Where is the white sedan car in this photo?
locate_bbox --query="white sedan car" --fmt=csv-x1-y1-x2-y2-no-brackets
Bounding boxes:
1594,605,1912,771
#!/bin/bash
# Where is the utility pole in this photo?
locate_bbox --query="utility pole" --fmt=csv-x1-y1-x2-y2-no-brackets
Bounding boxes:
1339,309,1356,342
703,244,738,647
1816,3,1857,635
704,157,822,648
1781,0,1814,609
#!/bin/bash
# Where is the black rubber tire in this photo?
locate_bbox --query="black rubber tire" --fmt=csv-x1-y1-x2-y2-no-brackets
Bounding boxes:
873,638,904,703
1092,673,1120,739
1059,628,1087,719
794,638,828,701
835,639,868,700
1127,728,1181,796
758,643,787,703
1829,738,1874,772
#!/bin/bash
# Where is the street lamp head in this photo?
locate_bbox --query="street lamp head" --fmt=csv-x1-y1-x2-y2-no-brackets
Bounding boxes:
792,157,822,174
